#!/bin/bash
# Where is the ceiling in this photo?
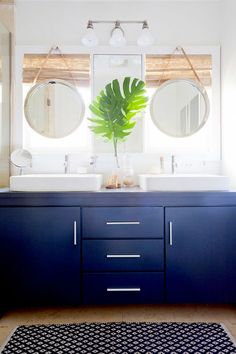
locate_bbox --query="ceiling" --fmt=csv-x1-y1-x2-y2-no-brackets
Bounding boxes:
16,0,222,2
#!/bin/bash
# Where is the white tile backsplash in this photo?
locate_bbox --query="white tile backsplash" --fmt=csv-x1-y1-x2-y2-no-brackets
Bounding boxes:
17,153,222,187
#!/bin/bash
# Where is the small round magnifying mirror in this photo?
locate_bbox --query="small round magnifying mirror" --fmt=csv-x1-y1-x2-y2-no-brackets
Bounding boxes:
150,79,210,137
24,79,85,138
11,149,32,175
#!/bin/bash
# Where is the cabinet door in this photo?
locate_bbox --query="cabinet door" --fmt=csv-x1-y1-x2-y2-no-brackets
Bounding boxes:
0,207,80,306
166,207,236,303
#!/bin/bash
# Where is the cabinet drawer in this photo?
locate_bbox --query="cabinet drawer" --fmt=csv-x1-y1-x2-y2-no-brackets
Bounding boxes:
83,272,164,304
82,207,163,238
83,239,164,271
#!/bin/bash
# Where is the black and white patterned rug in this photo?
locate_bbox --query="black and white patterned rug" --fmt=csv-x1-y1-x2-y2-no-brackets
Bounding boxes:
1,322,236,354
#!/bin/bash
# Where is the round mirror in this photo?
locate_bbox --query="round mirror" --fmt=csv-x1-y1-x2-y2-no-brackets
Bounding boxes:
150,79,210,137
24,79,85,138
11,149,32,168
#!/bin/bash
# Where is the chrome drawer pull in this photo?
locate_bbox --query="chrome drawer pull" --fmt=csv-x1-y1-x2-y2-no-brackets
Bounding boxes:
74,221,77,246
106,221,140,225
107,288,141,292
169,221,173,246
106,254,141,258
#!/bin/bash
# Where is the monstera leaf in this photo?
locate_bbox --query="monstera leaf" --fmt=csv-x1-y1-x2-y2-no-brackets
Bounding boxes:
89,77,148,166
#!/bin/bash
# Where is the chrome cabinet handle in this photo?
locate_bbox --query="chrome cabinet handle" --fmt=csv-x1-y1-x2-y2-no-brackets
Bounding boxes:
106,254,141,258
74,221,77,246
106,221,140,225
107,288,141,292
169,221,173,246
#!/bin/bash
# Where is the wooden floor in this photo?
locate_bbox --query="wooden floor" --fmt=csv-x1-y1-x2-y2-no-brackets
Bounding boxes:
0,305,235,348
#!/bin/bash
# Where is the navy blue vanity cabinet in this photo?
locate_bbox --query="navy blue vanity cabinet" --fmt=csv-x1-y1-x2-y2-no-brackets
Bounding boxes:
0,207,81,306
2,191,236,308
82,207,165,304
165,207,236,303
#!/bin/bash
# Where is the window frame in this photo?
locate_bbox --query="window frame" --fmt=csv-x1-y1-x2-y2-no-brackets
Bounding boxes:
14,45,220,160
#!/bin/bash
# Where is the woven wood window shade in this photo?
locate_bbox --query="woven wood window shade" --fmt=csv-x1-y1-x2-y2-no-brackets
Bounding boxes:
0,1,14,4
23,54,90,87
23,53,211,88
145,54,212,88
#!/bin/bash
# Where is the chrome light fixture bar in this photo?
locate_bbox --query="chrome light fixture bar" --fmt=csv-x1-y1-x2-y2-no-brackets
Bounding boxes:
81,20,154,48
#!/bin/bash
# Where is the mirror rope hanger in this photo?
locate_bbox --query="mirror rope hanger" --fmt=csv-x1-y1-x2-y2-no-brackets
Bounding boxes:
32,46,78,87
157,46,202,87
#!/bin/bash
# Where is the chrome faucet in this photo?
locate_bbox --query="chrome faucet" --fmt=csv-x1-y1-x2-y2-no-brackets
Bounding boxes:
89,155,98,173
171,155,177,174
64,154,70,174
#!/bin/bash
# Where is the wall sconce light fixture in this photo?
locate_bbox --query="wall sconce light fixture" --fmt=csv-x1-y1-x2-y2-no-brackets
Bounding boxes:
81,20,154,48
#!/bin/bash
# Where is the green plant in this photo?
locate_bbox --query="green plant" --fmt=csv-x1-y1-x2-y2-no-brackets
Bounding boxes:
88,77,148,167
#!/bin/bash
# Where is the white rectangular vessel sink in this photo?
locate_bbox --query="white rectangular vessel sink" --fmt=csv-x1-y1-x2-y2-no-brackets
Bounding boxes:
139,174,229,191
10,174,103,192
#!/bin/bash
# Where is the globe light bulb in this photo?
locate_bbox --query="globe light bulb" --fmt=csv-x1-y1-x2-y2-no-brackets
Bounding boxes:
137,21,154,47
81,21,99,47
109,21,127,47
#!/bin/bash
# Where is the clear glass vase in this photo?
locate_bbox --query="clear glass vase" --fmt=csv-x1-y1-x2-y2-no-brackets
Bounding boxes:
105,154,122,189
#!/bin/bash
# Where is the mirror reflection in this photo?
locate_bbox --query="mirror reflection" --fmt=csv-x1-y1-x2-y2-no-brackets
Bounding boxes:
93,54,143,152
150,79,210,137
24,79,85,138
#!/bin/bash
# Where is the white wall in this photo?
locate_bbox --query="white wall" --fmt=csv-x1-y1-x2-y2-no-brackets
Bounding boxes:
221,0,236,188
0,3,14,33
0,25,11,187
15,1,221,46
13,0,223,178
0,4,14,188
